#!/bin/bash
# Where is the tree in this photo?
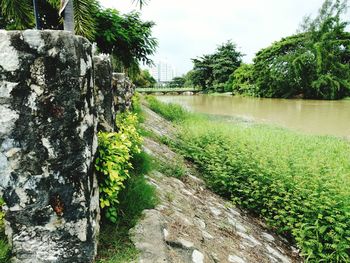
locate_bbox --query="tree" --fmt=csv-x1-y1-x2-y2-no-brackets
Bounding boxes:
231,64,256,96
190,54,214,90
253,33,309,98
188,40,243,92
253,0,350,99
301,0,350,99
93,9,157,75
168,76,186,88
211,41,243,85
132,69,156,88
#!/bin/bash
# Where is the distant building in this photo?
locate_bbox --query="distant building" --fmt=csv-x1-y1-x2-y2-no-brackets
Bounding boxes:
148,60,177,84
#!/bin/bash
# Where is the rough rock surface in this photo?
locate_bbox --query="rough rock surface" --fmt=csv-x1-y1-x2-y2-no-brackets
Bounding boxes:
130,105,303,263
0,30,99,262
93,54,114,132
113,73,135,112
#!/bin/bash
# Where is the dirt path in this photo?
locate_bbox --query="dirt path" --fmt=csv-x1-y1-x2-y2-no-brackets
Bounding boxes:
130,106,302,263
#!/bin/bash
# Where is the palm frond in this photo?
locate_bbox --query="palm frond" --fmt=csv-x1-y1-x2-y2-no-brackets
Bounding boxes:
0,0,33,29
132,0,149,9
46,0,60,9
73,0,99,40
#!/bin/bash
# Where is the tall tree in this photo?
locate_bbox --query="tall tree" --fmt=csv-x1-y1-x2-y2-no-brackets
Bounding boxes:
253,0,350,99
189,40,243,91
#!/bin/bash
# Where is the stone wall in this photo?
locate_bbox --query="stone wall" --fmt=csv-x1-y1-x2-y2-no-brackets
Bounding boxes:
94,57,135,132
0,30,100,262
113,73,135,113
93,54,114,132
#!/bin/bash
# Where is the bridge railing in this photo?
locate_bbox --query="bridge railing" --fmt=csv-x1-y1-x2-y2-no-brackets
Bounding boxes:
136,87,201,93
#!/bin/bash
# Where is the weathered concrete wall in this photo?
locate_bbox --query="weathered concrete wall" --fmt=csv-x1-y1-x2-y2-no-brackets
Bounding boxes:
0,30,99,262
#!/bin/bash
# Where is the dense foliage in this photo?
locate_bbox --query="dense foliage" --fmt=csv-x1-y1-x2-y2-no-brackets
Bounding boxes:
241,0,350,99
146,97,350,262
132,69,156,88
230,63,256,96
0,0,99,37
0,199,9,263
252,23,350,99
95,112,142,223
94,9,157,75
188,41,243,92
184,0,350,99
167,76,186,88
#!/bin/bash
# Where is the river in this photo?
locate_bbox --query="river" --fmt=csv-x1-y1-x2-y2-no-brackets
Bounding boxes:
156,95,350,138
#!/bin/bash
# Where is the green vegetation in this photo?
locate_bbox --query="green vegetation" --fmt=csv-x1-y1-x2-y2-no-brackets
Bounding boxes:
0,0,145,34
146,96,189,122
252,0,350,100
132,70,157,89
97,152,157,263
96,99,158,262
0,1,157,77
96,112,143,223
94,9,157,75
188,41,243,92
167,76,186,88
184,0,350,99
0,199,10,263
0,236,10,263
154,157,186,179
146,97,350,262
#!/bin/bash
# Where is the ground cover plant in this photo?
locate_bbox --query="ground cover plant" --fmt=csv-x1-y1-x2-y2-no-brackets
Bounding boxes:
146,96,350,262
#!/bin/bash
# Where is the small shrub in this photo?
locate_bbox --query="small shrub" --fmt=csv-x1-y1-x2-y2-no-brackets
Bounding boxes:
131,151,153,176
96,112,142,223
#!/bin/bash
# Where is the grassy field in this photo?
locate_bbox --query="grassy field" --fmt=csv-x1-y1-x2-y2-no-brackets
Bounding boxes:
146,96,350,262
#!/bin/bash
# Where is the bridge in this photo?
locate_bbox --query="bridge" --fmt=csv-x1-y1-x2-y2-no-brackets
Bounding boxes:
136,87,202,95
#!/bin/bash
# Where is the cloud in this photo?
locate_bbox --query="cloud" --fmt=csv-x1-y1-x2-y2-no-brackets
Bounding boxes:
99,0,348,75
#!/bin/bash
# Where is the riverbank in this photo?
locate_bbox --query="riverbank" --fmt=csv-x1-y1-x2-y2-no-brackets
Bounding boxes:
156,94,350,138
129,104,301,262
145,96,350,262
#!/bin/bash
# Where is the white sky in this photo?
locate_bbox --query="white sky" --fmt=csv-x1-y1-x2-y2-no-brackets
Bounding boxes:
99,0,349,75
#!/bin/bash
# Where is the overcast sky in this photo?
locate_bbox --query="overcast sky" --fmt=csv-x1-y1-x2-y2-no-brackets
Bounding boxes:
99,0,348,75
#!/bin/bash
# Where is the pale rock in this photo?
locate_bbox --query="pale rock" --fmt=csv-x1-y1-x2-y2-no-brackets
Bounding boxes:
192,250,204,263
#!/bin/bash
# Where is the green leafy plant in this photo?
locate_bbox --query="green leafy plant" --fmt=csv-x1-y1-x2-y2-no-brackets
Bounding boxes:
0,198,10,263
95,112,142,223
149,97,350,262
96,174,157,263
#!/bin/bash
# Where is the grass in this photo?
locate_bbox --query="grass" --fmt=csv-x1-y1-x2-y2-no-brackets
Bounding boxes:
0,233,10,263
153,158,186,179
146,96,350,263
145,95,190,122
96,151,158,263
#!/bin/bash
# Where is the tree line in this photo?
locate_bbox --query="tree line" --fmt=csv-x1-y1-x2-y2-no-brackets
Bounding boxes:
180,0,350,100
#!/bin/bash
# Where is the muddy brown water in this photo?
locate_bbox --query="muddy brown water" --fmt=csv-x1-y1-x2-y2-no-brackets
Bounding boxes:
156,95,350,138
